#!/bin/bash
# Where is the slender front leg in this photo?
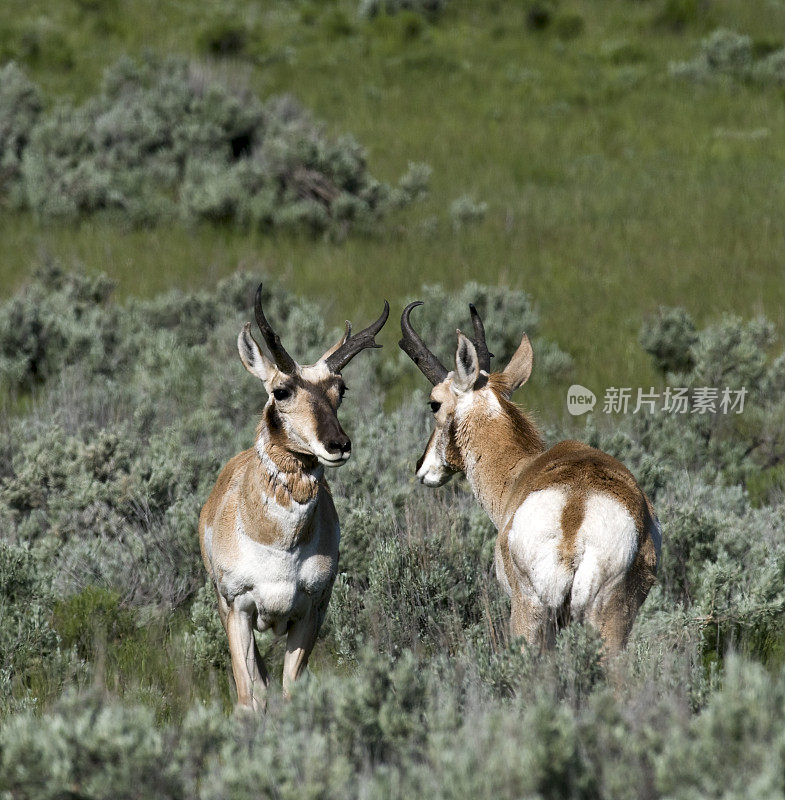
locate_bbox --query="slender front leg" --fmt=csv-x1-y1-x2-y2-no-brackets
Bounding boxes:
282,611,319,699
221,595,269,711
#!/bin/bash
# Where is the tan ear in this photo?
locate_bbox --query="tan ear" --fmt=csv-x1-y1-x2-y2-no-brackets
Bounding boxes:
502,333,533,391
238,323,275,382
319,321,351,362
453,330,480,392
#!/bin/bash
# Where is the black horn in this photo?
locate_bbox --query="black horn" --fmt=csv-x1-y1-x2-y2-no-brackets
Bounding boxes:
468,303,494,373
324,301,390,373
254,283,298,374
398,301,448,385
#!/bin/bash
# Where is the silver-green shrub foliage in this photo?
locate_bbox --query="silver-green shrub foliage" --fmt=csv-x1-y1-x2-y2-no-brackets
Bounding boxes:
671,28,785,86
2,274,785,797
0,63,41,207
0,542,60,708
359,0,448,20
0,57,425,230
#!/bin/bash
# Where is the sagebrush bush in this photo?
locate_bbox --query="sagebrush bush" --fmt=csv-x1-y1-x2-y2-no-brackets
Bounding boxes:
671,28,785,86
449,194,488,228
2,271,785,798
188,582,230,672
0,691,178,798
53,586,136,661
640,306,698,375
0,57,427,232
0,542,60,703
359,0,448,21
633,306,785,485
3,651,784,799
0,62,42,207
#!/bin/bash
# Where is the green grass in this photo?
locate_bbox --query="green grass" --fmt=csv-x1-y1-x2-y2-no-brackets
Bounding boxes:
2,0,785,411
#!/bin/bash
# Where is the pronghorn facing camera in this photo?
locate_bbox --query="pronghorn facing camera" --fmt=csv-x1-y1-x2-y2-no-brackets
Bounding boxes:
399,302,661,654
200,285,388,709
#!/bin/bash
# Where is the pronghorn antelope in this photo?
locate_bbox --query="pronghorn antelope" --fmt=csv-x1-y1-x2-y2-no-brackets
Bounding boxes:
199,285,388,709
399,302,661,653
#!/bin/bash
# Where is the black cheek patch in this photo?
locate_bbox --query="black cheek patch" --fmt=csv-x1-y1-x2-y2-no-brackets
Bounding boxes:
445,421,464,471
267,406,282,431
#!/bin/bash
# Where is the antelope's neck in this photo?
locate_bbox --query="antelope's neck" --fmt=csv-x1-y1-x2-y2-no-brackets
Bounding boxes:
255,422,324,509
459,399,544,531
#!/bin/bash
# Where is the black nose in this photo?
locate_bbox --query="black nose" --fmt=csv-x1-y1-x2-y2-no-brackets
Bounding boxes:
326,435,351,455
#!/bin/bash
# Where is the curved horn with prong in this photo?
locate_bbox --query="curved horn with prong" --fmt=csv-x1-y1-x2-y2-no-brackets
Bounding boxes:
468,303,494,373
254,283,297,374
324,301,390,373
398,301,448,385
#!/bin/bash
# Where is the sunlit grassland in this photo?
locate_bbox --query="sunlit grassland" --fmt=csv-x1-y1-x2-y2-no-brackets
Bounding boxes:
2,0,785,407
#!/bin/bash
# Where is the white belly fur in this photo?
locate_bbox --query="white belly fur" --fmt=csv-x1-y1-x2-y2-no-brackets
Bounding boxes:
508,487,638,612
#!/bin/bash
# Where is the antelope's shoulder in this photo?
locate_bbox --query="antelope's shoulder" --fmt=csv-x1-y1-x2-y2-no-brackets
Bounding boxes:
199,449,256,565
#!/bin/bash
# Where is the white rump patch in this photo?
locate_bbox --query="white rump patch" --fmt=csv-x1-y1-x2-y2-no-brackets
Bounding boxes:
570,493,638,613
507,488,640,615
508,487,573,608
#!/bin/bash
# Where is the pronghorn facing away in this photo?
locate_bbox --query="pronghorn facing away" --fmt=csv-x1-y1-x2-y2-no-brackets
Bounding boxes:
200,285,388,709
399,303,661,653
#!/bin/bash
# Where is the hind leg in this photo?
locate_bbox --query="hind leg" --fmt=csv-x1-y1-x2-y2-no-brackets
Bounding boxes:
586,556,655,656
585,578,633,656
282,611,319,699
511,590,559,651
587,527,659,655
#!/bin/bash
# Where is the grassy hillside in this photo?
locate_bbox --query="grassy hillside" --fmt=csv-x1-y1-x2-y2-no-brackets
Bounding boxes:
2,0,785,402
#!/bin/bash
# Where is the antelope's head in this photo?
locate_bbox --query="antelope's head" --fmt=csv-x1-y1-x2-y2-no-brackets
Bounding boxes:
239,284,389,468
399,301,534,486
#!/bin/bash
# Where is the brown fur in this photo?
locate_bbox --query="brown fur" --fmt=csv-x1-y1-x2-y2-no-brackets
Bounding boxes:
199,450,249,571
559,490,587,566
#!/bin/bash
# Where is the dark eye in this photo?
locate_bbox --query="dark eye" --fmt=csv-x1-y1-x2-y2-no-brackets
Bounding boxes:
272,388,290,402
429,401,441,414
